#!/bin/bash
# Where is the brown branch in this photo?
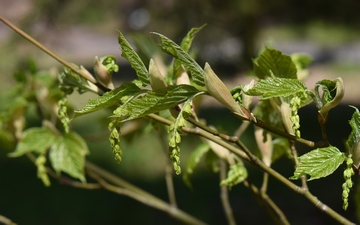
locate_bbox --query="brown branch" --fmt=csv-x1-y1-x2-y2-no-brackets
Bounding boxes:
219,160,237,225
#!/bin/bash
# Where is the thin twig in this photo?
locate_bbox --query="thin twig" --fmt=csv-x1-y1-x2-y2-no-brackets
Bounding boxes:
85,161,207,225
0,215,17,225
219,160,237,225
147,114,355,225
290,141,308,190
0,16,109,93
244,180,290,225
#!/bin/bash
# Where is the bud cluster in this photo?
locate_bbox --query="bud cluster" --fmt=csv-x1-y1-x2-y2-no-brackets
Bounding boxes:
58,96,70,133
342,156,354,210
290,95,303,137
108,119,123,163
36,154,50,187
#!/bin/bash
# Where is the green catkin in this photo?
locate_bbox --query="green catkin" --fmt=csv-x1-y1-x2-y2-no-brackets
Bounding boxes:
167,101,193,175
36,154,50,187
342,156,355,210
108,119,123,163
290,96,301,137
58,95,70,133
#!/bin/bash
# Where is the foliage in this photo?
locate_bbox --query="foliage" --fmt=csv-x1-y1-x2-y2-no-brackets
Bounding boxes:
1,18,359,225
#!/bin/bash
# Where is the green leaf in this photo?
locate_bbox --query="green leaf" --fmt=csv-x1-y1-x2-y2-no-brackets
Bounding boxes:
290,146,345,181
112,85,202,122
74,82,144,117
346,106,360,170
316,79,337,103
315,78,344,120
272,137,293,162
183,142,210,188
253,48,297,79
180,25,206,52
118,32,150,86
173,25,206,79
256,99,283,131
220,162,248,189
152,32,205,86
245,77,307,99
204,150,220,173
59,65,98,94
291,53,313,70
9,127,57,157
49,132,89,182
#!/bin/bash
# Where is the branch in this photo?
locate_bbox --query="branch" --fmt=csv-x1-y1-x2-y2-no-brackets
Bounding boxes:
244,180,289,225
0,215,17,225
85,161,207,225
0,16,109,93
219,160,237,225
147,114,355,225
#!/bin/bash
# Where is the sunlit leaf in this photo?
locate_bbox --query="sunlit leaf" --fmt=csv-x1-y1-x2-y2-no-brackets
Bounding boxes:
49,132,89,182
112,85,202,122
253,47,297,79
173,25,206,78
346,106,360,170
290,146,345,181
183,142,210,188
118,32,150,86
74,82,144,117
152,32,205,86
245,77,307,99
9,127,57,157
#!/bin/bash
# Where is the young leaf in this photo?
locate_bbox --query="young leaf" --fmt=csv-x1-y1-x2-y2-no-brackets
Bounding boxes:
272,137,293,162
118,31,150,86
220,162,248,189
183,141,210,188
49,132,89,182
245,77,307,99
290,146,345,181
204,150,220,173
152,32,205,86
253,47,297,79
291,53,313,80
112,85,202,122
180,24,206,52
74,82,145,117
346,106,360,171
315,78,344,121
173,25,206,78
9,127,57,157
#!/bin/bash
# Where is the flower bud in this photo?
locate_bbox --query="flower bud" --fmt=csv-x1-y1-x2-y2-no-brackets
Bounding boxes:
94,56,114,89
204,63,249,120
149,59,167,91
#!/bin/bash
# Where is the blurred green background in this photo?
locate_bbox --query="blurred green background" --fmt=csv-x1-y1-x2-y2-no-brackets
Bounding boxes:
1,0,360,224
